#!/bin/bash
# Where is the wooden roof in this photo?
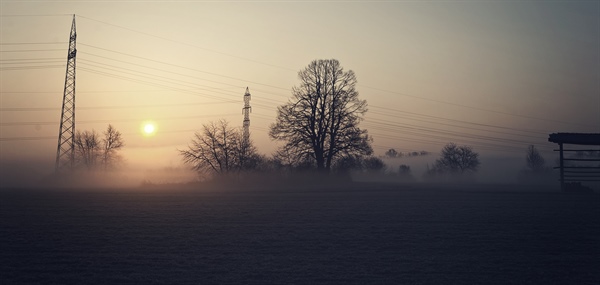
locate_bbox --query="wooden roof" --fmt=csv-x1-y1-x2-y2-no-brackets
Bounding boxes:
548,133,600,146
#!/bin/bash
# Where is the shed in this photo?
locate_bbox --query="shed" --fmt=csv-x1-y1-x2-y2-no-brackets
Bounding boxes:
548,133,600,191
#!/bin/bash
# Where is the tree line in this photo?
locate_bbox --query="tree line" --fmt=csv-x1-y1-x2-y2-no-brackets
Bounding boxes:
179,59,486,181
72,124,125,171
68,59,556,184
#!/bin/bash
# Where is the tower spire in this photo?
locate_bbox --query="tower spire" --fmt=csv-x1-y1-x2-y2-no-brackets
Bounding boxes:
55,14,77,172
242,87,251,142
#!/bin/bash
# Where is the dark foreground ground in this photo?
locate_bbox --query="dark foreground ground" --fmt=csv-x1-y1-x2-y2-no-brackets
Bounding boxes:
1,183,599,285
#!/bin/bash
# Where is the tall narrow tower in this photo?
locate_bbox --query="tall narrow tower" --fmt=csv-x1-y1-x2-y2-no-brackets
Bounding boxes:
55,15,77,172
242,87,251,142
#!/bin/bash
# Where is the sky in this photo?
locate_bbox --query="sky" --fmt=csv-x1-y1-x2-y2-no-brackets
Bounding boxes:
1,0,599,184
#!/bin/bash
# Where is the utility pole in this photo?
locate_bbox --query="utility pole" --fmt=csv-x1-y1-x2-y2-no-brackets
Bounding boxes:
242,87,251,142
55,14,77,172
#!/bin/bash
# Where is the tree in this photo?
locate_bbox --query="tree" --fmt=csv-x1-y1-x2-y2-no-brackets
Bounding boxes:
273,146,315,172
395,164,415,182
398,164,411,175
333,155,362,175
74,129,101,169
269,59,372,173
525,145,545,172
102,124,124,170
518,145,552,184
434,143,480,174
363,156,386,173
180,120,258,177
385,148,398,158
74,125,125,171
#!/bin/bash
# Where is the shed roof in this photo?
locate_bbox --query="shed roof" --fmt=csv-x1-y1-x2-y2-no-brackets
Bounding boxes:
548,133,600,146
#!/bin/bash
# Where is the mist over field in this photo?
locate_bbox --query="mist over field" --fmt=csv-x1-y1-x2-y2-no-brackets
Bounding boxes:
0,152,566,190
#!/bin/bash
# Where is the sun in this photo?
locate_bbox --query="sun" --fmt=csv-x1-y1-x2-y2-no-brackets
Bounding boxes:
141,122,156,136
144,124,155,134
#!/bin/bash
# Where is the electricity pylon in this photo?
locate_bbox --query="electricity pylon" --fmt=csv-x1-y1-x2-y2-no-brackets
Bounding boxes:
55,14,77,172
242,87,251,142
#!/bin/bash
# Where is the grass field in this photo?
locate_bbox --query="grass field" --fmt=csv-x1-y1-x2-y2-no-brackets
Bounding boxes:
1,183,599,284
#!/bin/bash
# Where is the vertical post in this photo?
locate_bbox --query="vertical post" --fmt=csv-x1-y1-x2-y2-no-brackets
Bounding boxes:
559,142,564,191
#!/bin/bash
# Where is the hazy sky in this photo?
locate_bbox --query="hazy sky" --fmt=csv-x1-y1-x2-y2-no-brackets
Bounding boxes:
1,1,599,178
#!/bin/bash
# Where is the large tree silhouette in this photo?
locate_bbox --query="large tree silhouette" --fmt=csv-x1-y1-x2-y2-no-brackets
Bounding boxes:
269,59,372,173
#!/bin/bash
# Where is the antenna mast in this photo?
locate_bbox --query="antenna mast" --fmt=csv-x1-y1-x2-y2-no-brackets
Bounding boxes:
242,87,252,142
55,14,77,172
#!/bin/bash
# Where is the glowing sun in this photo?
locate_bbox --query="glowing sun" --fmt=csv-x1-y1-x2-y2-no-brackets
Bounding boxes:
142,122,156,136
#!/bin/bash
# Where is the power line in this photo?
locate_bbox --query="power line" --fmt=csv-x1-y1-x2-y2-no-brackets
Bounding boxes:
69,49,572,144
78,43,291,91
0,14,71,17
369,106,549,136
0,65,63,71
78,58,245,96
71,43,556,145
0,136,57,142
0,112,239,127
80,43,585,133
0,57,63,61
362,85,594,128
76,14,296,72
0,49,64,52
0,42,67,45
74,62,283,110
1,60,64,65
0,100,237,112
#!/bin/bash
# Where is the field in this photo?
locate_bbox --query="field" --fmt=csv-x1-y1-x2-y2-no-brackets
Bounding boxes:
1,183,599,284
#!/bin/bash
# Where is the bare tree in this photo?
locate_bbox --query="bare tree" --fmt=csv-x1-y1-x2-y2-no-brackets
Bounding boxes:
525,145,545,172
74,130,101,169
269,59,372,173
435,143,480,174
102,124,124,170
180,120,258,177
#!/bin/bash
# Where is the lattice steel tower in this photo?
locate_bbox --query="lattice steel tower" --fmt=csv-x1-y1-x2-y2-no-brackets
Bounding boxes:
55,15,77,172
242,87,252,141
